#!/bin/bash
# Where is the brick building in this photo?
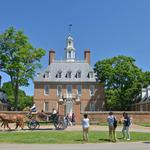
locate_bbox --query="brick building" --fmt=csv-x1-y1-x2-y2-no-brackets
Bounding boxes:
34,35,105,119
0,90,8,111
132,85,150,111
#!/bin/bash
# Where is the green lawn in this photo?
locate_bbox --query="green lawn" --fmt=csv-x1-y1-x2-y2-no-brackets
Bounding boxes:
0,131,149,144
135,123,150,127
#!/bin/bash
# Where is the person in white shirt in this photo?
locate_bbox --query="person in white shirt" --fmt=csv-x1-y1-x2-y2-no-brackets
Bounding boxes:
52,108,57,115
82,114,90,141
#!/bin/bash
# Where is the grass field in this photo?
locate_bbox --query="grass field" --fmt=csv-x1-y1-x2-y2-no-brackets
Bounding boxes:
135,123,150,127
0,131,149,144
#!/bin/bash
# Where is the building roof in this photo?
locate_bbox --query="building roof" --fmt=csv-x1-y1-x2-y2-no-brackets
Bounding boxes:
34,61,97,83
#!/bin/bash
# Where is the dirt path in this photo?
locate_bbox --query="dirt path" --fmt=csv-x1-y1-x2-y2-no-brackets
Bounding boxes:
0,123,150,133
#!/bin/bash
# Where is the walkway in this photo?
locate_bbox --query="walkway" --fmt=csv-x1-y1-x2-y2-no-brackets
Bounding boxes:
65,124,150,133
0,123,150,133
0,142,150,150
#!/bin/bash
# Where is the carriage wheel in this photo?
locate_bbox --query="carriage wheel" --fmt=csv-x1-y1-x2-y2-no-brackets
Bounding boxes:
56,121,67,130
27,121,39,130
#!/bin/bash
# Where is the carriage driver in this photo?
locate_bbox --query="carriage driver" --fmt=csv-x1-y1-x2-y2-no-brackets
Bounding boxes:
51,108,57,119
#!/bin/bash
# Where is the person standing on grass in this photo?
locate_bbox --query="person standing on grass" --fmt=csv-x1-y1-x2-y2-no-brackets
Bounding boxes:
122,112,131,141
107,112,117,142
82,113,90,141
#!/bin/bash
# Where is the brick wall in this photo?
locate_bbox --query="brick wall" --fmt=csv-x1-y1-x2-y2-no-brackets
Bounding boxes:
79,111,150,124
0,111,149,124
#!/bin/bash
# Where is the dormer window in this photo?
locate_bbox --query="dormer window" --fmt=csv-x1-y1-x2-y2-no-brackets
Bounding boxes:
66,71,72,78
56,70,62,78
88,71,94,78
58,72,62,78
76,71,81,78
45,71,50,78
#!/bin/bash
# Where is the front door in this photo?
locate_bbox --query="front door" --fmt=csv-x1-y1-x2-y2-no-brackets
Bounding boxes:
65,98,73,115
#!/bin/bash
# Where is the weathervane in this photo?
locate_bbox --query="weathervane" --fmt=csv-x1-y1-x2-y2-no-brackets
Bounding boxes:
69,24,72,35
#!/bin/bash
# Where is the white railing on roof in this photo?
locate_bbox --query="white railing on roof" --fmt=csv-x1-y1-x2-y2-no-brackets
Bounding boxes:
54,60,85,63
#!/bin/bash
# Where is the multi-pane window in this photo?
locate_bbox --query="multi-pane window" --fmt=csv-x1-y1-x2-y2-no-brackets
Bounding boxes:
90,102,95,111
88,72,94,78
44,85,49,95
77,85,82,96
77,71,81,78
45,71,50,78
58,71,62,78
57,85,62,97
68,51,71,58
67,85,72,94
66,71,72,78
89,85,95,96
44,102,49,112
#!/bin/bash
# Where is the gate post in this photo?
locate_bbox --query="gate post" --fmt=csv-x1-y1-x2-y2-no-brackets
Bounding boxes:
73,101,81,124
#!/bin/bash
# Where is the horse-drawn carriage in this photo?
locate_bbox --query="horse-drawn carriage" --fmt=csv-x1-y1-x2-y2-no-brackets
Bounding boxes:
26,111,67,130
0,112,67,130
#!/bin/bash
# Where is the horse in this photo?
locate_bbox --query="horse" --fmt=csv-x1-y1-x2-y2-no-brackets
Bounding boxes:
0,113,24,130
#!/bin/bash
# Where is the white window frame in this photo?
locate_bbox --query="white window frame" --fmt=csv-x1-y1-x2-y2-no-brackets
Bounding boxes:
45,71,50,78
68,51,71,58
90,102,95,111
67,71,72,78
77,85,82,96
66,85,72,95
77,71,81,78
58,71,62,78
44,85,49,95
44,101,49,112
140,105,143,111
89,72,94,78
89,85,95,96
57,85,62,97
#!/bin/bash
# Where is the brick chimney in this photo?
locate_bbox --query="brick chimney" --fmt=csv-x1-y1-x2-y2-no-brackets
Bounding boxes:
84,49,90,64
49,49,55,64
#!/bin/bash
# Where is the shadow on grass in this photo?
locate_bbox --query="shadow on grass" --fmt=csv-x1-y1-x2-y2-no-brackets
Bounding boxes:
0,127,64,132
75,139,83,142
98,138,110,142
75,138,111,143
143,142,150,144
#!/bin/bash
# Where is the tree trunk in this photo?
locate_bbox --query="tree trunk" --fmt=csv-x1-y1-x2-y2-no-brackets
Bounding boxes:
14,81,19,111
11,76,19,111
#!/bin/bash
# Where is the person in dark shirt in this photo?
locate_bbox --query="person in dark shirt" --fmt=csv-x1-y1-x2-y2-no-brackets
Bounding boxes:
122,112,131,140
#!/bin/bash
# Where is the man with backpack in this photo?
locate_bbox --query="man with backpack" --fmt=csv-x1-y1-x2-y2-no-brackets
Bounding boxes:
122,112,131,140
107,112,117,142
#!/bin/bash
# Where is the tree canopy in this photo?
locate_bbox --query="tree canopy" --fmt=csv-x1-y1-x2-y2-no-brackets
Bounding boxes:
0,27,45,110
1,82,33,110
94,55,148,111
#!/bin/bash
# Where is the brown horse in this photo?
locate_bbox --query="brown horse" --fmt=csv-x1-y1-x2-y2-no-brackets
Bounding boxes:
0,113,24,130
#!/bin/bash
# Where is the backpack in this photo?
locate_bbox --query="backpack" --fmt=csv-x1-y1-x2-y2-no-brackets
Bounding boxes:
113,117,117,128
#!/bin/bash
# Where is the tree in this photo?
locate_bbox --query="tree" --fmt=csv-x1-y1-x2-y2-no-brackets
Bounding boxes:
94,55,145,110
1,82,33,110
143,71,150,87
0,27,45,110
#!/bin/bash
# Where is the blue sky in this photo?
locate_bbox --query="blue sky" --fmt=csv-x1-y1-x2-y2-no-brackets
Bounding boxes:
0,0,150,96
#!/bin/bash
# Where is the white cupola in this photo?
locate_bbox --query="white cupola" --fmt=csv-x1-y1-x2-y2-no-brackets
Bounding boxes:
65,35,76,62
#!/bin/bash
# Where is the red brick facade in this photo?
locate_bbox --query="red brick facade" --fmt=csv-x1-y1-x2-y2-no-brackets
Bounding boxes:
34,82,105,116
